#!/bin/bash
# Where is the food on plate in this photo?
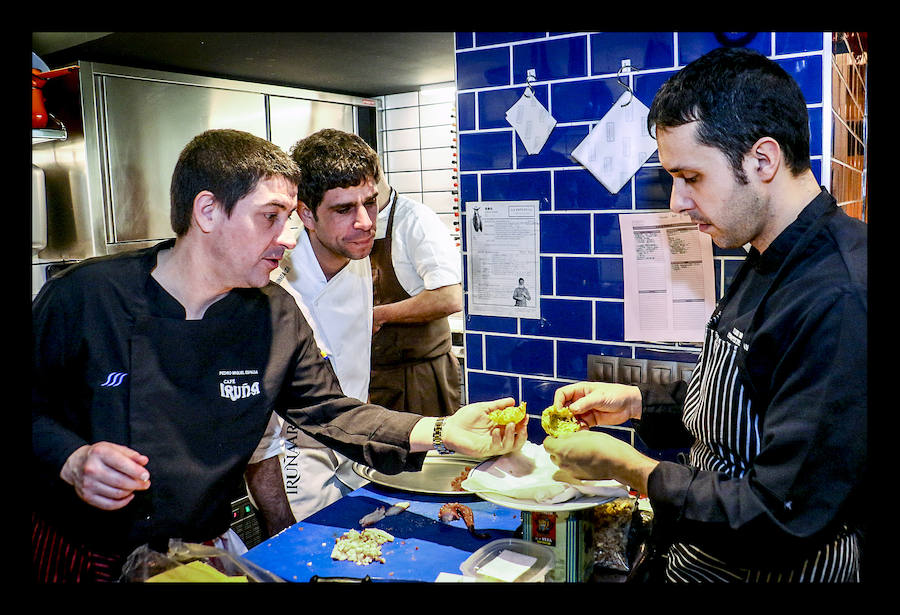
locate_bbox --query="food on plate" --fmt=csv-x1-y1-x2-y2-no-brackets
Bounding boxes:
438,502,490,540
330,528,395,565
450,466,473,491
358,501,410,527
541,404,582,437
488,401,527,425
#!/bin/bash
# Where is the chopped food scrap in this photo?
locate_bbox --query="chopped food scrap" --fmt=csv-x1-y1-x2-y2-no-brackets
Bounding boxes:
330,528,395,565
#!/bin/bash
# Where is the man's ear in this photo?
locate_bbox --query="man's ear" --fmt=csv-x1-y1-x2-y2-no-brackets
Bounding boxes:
192,190,219,234
298,201,317,231
750,137,782,183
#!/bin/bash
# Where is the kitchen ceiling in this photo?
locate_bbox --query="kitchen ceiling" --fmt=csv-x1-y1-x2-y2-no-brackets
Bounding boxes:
32,32,457,98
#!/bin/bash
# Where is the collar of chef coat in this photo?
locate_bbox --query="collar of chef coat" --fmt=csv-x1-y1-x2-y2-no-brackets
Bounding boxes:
273,229,373,401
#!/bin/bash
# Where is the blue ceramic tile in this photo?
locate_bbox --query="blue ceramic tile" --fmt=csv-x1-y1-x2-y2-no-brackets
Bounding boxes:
595,300,625,341
540,213,591,254
775,32,824,54
550,78,620,123
513,36,588,83
677,32,772,65
485,335,555,377
481,171,552,209
777,55,822,104
556,256,623,299
557,340,630,380
808,106,821,158
541,256,553,296
520,297,593,339
554,168,632,211
457,92,476,131
593,212,623,254
634,166,673,210
515,124,589,170
464,333,483,370
466,371,519,403
464,312,518,334
634,70,676,110
459,174,478,211
810,158,821,185
459,131,513,171
456,46,511,90
455,32,474,51
589,32,676,75
521,377,560,411
479,85,549,130
476,32,547,46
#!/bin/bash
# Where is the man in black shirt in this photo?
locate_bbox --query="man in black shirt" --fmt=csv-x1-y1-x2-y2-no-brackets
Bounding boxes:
32,129,527,582
544,47,866,582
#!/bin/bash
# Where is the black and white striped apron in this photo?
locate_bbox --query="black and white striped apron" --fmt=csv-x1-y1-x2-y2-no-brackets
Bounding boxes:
666,312,860,582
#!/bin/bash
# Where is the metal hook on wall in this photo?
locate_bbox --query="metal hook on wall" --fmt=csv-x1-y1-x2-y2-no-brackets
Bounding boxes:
525,68,536,98
617,60,636,107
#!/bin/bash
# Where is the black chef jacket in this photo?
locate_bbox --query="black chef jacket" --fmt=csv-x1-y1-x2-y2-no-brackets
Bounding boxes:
32,239,425,555
634,189,867,570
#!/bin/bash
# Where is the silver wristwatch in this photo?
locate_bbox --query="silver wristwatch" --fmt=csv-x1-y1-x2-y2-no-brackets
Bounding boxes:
432,417,455,455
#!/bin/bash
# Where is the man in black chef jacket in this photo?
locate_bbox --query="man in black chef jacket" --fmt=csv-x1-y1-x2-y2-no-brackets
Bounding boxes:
31,128,527,582
544,47,866,582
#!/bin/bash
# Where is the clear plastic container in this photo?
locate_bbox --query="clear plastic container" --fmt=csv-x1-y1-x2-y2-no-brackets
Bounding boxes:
459,538,555,582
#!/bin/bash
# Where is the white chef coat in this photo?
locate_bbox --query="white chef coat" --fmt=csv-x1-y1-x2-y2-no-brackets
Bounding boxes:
251,227,371,521
374,191,461,295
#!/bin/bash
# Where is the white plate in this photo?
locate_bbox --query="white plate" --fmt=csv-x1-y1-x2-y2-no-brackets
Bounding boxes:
352,453,482,495
475,490,618,512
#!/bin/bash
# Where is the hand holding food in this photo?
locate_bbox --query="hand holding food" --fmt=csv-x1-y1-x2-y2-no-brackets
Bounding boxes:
552,381,643,427
543,430,657,495
439,397,528,458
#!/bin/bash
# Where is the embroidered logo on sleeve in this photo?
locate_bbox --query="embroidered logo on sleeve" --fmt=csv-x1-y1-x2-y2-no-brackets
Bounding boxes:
100,372,128,387
219,369,261,401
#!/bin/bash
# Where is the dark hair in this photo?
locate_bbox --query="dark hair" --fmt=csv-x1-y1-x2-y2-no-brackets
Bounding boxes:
170,129,302,236
289,129,380,218
647,47,811,183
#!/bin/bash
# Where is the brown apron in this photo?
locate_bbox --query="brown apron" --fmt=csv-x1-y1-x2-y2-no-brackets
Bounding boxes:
369,191,461,416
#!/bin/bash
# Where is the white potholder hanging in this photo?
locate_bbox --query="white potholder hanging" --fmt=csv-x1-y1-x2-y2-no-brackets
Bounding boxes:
506,89,557,155
571,91,658,194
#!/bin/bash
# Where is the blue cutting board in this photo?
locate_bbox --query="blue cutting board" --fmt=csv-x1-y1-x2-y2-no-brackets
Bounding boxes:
243,485,522,582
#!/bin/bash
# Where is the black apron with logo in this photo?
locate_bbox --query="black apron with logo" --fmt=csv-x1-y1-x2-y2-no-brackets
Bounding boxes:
125,290,276,550
369,191,460,416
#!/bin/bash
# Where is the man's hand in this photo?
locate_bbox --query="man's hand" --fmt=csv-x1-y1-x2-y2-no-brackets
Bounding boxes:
553,381,643,427
435,397,528,458
543,431,657,494
60,442,151,510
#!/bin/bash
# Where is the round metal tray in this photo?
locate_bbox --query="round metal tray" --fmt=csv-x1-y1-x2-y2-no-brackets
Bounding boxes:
352,453,483,495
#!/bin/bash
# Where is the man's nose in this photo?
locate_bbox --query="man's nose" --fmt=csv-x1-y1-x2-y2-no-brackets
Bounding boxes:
276,220,298,249
354,205,374,230
669,181,692,214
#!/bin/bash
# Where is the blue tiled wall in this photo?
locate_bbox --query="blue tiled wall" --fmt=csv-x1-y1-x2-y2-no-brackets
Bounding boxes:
455,32,827,452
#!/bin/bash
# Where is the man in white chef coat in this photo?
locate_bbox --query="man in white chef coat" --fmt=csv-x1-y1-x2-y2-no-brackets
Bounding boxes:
252,129,381,521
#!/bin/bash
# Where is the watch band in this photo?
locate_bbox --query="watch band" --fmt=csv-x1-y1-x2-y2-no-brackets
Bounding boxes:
432,417,455,455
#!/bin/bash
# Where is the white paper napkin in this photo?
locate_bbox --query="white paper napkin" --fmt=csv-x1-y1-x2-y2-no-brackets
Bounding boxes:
571,92,658,194
505,90,557,155
461,442,629,504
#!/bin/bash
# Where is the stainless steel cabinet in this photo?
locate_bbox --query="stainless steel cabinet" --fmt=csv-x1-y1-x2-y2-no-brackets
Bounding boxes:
32,61,378,277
